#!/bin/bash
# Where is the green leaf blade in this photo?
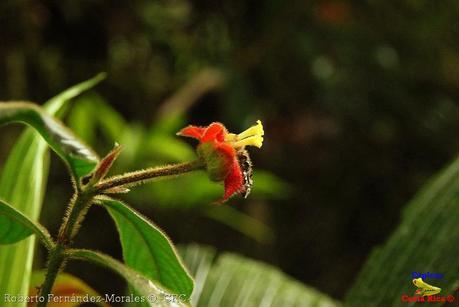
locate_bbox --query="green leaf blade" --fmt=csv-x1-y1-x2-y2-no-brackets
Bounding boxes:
0,133,49,305
0,102,99,180
0,199,54,249
100,198,194,300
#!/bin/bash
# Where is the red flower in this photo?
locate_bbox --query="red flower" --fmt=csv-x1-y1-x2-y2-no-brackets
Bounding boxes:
178,121,264,203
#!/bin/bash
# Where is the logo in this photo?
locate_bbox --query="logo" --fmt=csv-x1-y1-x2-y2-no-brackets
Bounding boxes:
411,272,444,279
412,278,441,296
400,273,455,303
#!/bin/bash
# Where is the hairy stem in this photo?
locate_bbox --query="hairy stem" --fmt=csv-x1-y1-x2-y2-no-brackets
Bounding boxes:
38,190,94,306
94,159,204,192
57,192,94,244
37,245,65,307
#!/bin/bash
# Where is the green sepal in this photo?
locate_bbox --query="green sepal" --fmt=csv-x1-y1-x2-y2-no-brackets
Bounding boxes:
197,142,232,182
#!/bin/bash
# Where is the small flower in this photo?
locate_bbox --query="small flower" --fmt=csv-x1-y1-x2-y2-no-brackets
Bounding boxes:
178,120,264,203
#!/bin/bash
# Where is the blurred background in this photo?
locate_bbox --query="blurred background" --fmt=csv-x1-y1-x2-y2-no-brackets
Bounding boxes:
1,0,459,302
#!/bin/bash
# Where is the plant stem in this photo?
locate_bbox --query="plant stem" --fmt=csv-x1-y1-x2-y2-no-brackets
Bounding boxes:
94,159,204,192
37,245,65,307
57,192,94,243
39,191,94,306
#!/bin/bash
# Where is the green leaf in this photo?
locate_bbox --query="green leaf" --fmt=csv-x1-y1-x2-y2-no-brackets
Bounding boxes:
250,171,291,199
68,249,190,307
345,155,459,306
203,206,274,244
68,93,127,145
0,102,99,180
0,73,104,307
99,198,194,299
145,133,196,162
0,199,53,249
179,244,340,307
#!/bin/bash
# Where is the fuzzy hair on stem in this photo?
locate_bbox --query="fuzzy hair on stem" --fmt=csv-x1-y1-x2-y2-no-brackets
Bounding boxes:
94,159,204,192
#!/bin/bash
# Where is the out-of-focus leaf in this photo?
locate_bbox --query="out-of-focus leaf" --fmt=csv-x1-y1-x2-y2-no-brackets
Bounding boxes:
138,170,290,208
29,271,108,307
203,206,274,244
250,171,291,199
0,102,98,180
117,125,146,169
145,134,196,162
0,73,104,307
68,249,190,307
345,155,459,306
154,68,225,122
100,198,194,299
0,199,53,248
128,172,220,209
67,97,97,145
179,244,340,307
130,170,289,210
151,113,186,135
68,93,127,145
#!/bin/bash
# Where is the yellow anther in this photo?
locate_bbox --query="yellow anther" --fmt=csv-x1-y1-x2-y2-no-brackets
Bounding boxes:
223,120,264,149
233,136,264,149
236,120,264,140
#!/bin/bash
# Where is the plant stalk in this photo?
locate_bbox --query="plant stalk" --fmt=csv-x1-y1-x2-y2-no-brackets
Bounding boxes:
37,245,65,307
94,159,204,192
38,190,94,306
57,192,94,244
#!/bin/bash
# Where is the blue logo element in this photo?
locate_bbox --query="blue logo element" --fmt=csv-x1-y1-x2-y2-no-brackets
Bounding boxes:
411,272,444,279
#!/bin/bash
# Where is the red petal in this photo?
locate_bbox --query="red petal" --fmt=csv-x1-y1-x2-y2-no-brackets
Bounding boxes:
215,142,236,161
177,125,206,140
202,122,227,142
219,159,244,203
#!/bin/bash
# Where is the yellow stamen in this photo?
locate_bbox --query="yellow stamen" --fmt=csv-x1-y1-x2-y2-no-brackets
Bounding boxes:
237,120,264,140
225,133,238,142
233,136,264,149
225,120,264,149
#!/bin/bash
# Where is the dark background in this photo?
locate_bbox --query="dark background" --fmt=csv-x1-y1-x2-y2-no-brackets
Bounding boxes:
2,0,459,301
